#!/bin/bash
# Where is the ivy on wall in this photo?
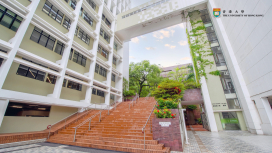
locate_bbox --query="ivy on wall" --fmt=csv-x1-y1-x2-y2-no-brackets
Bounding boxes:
186,11,217,82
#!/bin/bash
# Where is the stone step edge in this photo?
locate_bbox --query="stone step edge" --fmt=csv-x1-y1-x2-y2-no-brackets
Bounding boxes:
48,139,170,153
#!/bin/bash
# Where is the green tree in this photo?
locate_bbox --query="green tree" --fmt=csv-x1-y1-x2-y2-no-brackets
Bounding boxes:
129,60,161,96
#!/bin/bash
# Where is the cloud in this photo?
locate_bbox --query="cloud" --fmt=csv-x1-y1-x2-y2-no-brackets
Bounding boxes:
166,23,184,30
131,37,139,43
181,57,191,61
178,40,187,46
179,23,185,29
146,47,155,50
129,56,136,59
165,44,176,49
140,36,146,39
171,30,175,36
152,30,170,39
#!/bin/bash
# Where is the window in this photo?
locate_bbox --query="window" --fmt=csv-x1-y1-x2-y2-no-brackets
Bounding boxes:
62,16,71,30
71,49,87,67
81,8,94,26
86,0,96,10
95,63,99,73
46,73,57,84
5,102,51,117
113,57,117,65
99,66,107,77
97,45,109,59
54,41,65,55
30,27,56,50
77,28,90,45
69,0,77,10
110,94,114,100
0,58,4,67
100,28,110,43
16,64,46,81
67,80,82,91
102,14,111,28
63,79,67,87
97,90,104,97
0,4,23,32
92,88,96,94
42,1,64,24
114,42,118,51
111,73,115,82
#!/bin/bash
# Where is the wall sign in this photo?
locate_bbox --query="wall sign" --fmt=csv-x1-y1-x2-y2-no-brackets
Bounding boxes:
159,122,171,127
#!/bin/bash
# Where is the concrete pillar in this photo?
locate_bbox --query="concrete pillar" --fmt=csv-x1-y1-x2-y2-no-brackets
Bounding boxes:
84,3,104,104
0,99,9,127
51,0,84,98
200,77,218,132
122,42,129,82
107,0,112,11
0,0,40,89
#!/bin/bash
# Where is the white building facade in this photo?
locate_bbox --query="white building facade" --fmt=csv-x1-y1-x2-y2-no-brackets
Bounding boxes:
0,0,130,133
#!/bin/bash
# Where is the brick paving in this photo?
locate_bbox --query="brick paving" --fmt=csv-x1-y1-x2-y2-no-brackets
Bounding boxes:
1,131,272,152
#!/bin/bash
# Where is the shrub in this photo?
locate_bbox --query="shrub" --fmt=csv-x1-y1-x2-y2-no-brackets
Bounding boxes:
152,80,184,100
123,90,135,97
157,98,178,109
186,105,197,110
154,109,176,118
184,80,201,89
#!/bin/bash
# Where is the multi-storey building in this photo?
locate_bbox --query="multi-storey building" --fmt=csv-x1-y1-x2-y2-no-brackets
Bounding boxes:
0,0,130,133
160,63,192,79
0,0,272,137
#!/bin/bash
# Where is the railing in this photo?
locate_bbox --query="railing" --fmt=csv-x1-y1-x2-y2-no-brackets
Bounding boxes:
72,101,120,142
129,93,139,109
47,104,94,139
178,103,189,146
145,93,151,101
141,102,157,149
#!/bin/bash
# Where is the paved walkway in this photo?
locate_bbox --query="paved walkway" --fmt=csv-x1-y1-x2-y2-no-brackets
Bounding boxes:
174,131,272,153
1,131,272,153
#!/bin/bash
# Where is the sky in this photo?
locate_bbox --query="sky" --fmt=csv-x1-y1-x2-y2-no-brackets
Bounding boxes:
128,1,192,68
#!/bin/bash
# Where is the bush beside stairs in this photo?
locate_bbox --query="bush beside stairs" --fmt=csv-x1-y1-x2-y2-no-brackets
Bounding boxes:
47,97,171,153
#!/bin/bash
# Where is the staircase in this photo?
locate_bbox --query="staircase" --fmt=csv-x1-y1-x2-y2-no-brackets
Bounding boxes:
48,97,171,153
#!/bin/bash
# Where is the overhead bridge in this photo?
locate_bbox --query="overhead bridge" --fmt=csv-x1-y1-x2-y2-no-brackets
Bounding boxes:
115,0,207,41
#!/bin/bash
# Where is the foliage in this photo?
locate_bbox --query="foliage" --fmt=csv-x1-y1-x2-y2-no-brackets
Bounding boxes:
123,90,135,97
183,80,201,89
152,80,184,100
167,66,188,82
186,105,197,110
209,70,221,76
129,60,162,97
156,98,178,109
123,77,129,91
197,118,202,124
186,11,215,81
154,109,176,118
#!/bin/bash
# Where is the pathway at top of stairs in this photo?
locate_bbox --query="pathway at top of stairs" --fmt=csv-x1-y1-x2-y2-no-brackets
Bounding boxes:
48,97,171,153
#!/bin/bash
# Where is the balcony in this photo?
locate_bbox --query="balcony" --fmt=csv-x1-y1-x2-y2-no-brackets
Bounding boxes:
227,99,241,109
220,71,236,94
82,1,100,22
101,21,113,36
0,0,29,17
48,0,75,19
214,53,226,67
103,3,114,22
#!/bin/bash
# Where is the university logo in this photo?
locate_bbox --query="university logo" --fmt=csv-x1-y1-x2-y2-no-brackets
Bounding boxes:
213,8,221,17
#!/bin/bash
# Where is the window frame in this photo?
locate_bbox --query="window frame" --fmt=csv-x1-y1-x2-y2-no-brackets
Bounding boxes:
30,27,56,50
0,4,23,32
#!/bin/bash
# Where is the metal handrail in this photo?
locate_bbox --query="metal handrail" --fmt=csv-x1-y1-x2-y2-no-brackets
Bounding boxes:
72,102,118,142
129,93,139,109
145,93,151,101
47,104,94,139
141,102,157,149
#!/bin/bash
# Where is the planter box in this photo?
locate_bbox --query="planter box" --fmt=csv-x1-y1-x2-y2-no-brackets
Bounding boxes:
183,88,202,102
152,109,182,152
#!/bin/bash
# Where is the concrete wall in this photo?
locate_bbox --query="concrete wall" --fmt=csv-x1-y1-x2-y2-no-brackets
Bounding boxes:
208,0,271,134
0,106,77,133
0,24,16,42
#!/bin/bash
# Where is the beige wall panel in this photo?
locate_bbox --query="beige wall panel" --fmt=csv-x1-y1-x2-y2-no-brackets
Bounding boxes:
2,63,55,96
17,0,31,7
99,36,109,45
97,53,108,62
111,81,115,88
60,86,87,101
112,64,116,69
0,24,16,42
91,94,105,104
73,36,94,50
20,24,62,62
67,59,91,74
0,106,77,133
214,112,223,131
35,0,69,33
237,111,247,131
94,73,107,82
